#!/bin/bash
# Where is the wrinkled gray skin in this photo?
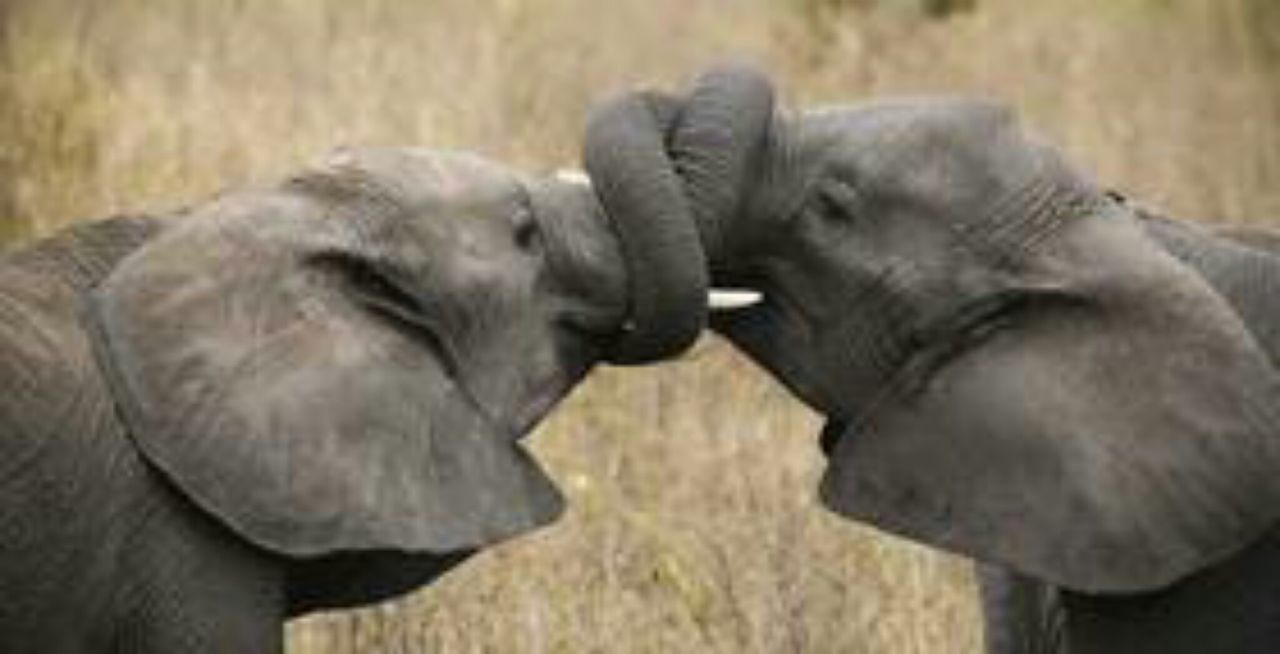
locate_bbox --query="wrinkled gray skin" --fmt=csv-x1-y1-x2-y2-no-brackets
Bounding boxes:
0,147,703,653
584,67,1280,653
978,214,1280,653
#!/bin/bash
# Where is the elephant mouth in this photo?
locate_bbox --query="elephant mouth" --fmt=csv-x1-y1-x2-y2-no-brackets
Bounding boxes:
508,384,571,442
820,418,850,457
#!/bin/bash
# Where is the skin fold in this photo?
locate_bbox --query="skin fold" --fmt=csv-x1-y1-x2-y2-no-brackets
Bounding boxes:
583,67,1280,653
0,147,707,653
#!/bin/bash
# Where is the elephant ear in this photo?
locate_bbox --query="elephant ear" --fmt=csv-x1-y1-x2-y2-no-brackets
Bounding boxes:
820,207,1280,593
85,178,562,558
1142,213,1280,361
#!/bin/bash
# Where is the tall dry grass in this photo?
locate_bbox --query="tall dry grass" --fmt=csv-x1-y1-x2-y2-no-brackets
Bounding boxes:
2,0,1278,652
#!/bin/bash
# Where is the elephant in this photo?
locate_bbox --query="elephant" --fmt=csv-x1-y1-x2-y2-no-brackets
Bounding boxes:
0,146,717,653
581,66,1280,653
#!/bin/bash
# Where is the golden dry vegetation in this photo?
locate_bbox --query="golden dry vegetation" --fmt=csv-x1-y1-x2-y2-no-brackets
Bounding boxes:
2,0,1278,652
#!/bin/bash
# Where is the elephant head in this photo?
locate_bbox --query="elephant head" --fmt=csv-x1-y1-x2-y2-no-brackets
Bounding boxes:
584,67,1280,594
85,147,710,613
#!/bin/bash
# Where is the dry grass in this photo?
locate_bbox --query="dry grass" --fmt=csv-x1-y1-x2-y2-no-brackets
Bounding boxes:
2,0,1278,651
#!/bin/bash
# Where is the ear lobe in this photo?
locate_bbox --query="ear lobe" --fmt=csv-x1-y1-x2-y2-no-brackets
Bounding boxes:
820,210,1280,593
86,191,563,559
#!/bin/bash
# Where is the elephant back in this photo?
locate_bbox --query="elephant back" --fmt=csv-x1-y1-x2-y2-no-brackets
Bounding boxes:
1140,211,1280,368
0,215,167,646
2,214,162,292
0,214,165,441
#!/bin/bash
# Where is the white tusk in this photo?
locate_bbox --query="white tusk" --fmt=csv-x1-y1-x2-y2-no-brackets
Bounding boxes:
555,168,591,187
708,288,763,310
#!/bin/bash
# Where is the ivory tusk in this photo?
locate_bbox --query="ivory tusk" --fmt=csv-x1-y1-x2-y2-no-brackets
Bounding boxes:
708,289,763,310
554,168,591,186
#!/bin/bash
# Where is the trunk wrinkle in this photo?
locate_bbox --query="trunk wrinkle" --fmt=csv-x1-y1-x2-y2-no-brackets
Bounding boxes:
581,66,778,363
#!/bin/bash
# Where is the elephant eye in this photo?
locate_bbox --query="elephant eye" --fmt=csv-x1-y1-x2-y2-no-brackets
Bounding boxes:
511,190,543,253
812,177,866,225
513,208,541,251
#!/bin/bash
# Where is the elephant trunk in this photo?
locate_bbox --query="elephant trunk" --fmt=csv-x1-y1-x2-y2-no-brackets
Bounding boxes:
582,66,776,364
666,65,776,267
583,91,710,365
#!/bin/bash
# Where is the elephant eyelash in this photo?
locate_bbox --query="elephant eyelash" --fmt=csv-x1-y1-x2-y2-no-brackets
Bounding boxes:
308,253,463,380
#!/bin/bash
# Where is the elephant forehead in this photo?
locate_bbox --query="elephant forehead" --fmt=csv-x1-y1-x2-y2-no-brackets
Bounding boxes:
800,97,1014,149
795,99,1034,197
299,146,526,216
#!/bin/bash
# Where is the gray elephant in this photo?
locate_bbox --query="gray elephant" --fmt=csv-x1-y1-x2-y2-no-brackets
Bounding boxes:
0,147,714,653
582,67,1280,653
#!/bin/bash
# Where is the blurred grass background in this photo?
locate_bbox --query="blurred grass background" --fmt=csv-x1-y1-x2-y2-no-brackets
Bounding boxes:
2,0,1278,651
